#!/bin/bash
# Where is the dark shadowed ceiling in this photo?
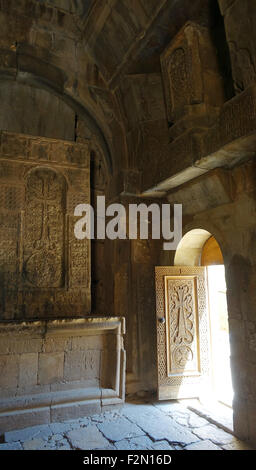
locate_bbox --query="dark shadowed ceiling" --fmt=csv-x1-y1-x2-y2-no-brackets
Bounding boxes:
36,0,217,88
37,0,95,17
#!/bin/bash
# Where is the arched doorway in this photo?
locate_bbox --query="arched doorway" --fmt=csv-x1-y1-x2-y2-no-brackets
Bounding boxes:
174,229,233,407
156,228,233,415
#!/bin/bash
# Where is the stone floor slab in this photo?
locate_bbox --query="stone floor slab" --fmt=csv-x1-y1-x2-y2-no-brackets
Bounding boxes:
115,436,174,451
187,401,234,433
186,440,221,451
98,416,145,442
115,436,155,450
0,442,23,450
5,424,52,443
123,405,198,445
23,438,53,450
152,440,175,450
187,413,209,428
49,422,73,435
67,425,110,450
192,424,235,445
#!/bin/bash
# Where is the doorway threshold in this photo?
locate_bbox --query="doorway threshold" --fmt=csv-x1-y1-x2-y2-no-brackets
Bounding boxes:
180,399,234,435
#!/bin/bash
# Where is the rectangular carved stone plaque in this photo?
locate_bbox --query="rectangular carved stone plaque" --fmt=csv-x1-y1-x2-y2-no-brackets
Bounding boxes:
161,22,225,125
0,131,91,320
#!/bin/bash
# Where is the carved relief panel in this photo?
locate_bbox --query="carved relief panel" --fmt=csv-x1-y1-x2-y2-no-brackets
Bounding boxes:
24,168,66,288
155,267,210,400
161,22,225,125
165,276,200,375
0,131,90,320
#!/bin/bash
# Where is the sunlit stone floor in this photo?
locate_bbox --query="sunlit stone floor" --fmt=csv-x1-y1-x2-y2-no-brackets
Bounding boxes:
0,399,254,451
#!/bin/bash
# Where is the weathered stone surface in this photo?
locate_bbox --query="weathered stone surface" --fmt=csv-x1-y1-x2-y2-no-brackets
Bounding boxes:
192,424,235,445
49,422,73,435
222,440,254,450
23,438,53,451
38,353,64,385
18,353,38,389
51,434,63,442
122,404,198,445
115,436,154,450
58,440,72,450
187,402,234,433
67,426,110,450
0,82,76,141
0,408,52,435
50,400,101,423
0,442,23,450
5,424,52,443
1,401,253,451
151,440,175,450
185,440,221,451
187,414,209,429
0,355,19,389
98,416,144,442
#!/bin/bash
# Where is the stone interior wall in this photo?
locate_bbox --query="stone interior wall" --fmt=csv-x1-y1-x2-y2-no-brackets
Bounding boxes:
164,160,256,445
0,0,256,446
0,317,125,432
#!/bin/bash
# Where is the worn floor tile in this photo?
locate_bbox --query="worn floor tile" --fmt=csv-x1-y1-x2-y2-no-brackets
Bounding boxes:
185,440,221,451
67,425,110,450
192,424,235,445
5,424,52,443
98,416,145,442
0,442,23,450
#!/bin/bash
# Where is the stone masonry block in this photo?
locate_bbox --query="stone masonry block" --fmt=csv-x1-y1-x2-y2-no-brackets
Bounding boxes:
64,350,100,382
43,338,71,354
18,353,38,388
71,335,103,351
0,339,43,355
50,400,101,423
0,355,19,389
38,353,64,385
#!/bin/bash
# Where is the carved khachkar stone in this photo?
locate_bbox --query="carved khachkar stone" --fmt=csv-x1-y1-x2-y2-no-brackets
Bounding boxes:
155,267,210,400
0,131,91,320
167,278,199,375
24,168,66,288
161,22,225,126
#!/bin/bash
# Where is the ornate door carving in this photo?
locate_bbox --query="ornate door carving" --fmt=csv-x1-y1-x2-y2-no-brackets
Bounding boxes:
155,267,211,400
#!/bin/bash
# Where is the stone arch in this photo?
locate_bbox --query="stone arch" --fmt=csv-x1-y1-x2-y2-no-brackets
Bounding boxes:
174,228,212,266
0,68,113,176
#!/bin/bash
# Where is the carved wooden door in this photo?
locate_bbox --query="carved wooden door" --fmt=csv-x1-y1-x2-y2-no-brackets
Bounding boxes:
155,267,211,400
